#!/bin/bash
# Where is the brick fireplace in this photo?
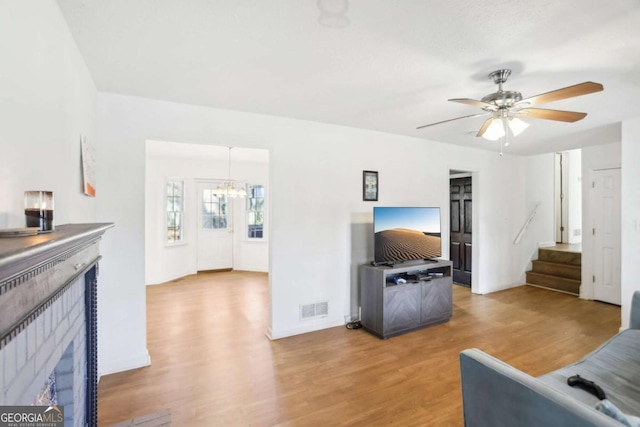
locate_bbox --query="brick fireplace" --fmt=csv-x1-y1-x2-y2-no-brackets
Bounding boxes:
0,224,112,427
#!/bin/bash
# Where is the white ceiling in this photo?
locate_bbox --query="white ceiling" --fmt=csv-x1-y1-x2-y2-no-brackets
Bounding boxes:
56,0,640,155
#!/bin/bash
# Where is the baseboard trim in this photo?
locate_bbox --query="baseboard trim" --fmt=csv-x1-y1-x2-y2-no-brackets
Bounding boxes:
526,283,579,296
266,318,344,340
479,282,524,294
146,270,195,285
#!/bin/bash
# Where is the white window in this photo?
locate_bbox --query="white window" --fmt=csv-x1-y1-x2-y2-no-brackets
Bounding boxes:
166,180,184,244
247,184,265,239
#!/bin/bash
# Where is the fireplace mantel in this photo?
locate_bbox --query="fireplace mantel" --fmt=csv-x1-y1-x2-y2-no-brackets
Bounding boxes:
0,223,113,343
0,223,114,284
0,223,113,427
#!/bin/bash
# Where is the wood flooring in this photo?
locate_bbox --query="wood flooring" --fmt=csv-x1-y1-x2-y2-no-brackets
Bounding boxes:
98,271,621,426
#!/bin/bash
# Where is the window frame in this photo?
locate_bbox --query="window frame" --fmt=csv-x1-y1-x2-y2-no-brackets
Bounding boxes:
245,183,266,241
165,178,185,246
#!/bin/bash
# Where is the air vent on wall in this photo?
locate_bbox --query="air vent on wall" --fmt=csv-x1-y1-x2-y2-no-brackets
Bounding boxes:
300,301,329,320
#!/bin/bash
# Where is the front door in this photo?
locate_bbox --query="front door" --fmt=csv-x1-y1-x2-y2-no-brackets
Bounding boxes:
197,182,233,271
592,168,621,305
450,177,472,286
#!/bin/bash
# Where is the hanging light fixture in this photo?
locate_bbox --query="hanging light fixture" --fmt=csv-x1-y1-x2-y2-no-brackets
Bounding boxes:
507,117,529,136
482,119,505,141
216,147,247,199
482,115,530,142
481,113,530,156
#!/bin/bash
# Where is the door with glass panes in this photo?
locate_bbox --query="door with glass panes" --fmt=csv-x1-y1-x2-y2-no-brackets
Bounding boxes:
197,182,233,271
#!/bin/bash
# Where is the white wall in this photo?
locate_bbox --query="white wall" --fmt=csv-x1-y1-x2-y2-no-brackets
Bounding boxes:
0,0,138,377
581,142,621,300
230,159,270,272
0,0,97,228
621,117,640,329
145,146,269,284
522,153,556,276
97,92,530,354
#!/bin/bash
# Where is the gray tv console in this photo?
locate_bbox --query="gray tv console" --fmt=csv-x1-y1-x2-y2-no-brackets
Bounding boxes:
360,259,453,339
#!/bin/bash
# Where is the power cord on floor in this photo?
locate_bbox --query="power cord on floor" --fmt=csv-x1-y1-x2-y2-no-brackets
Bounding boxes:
346,320,362,330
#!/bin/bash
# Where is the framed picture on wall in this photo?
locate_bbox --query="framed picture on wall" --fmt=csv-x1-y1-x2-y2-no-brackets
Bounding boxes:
363,170,378,201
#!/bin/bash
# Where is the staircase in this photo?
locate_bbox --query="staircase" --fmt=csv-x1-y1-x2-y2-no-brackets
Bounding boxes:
526,247,581,295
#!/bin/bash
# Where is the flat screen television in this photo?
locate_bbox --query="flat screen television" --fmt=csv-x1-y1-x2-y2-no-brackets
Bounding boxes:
373,207,442,265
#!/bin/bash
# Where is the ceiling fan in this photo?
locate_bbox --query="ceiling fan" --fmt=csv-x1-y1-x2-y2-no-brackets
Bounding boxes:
417,69,604,143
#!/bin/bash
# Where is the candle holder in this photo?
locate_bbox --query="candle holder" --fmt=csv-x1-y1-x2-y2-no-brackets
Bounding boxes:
24,191,54,232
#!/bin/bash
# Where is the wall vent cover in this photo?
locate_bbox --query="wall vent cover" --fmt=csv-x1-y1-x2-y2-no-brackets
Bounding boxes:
300,301,329,320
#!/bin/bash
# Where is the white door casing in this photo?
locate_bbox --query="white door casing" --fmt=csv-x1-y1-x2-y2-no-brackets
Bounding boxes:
555,152,569,243
592,168,621,305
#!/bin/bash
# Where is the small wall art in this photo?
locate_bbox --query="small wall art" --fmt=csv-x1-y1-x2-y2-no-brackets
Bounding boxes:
363,170,378,201
81,134,96,197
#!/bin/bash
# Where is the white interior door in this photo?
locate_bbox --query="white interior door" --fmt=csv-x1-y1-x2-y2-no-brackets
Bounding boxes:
197,182,233,271
592,168,621,305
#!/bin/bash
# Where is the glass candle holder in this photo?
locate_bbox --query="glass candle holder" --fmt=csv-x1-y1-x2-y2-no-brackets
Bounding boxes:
24,191,54,232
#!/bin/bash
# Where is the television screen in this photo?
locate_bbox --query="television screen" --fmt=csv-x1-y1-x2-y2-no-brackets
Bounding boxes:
373,207,442,265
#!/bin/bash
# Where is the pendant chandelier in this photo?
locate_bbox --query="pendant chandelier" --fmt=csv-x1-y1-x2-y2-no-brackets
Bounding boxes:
212,147,247,198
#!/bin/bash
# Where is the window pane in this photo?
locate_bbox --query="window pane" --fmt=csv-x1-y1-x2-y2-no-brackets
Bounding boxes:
246,185,265,239
199,190,228,230
166,180,184,243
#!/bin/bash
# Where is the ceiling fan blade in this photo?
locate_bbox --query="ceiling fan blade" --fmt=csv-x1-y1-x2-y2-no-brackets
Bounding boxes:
449,98,496,110
416,112,489,130
518,82,603,107
514,108,587,122
476,117,494,138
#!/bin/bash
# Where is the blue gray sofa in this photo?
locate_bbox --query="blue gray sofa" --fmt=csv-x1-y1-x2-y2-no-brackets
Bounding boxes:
459,291,640,426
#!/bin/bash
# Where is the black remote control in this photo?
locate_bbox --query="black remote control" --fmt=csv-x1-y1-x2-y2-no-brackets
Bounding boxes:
567,375,607,400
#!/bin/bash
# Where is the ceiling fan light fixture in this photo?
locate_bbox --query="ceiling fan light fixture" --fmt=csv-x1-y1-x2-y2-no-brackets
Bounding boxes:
482,119,505,141
417,69,603,150
508,117,529,136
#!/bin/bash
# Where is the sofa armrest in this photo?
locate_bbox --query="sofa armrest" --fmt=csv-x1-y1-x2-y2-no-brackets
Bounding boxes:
630,291,640,329
459,349,622,427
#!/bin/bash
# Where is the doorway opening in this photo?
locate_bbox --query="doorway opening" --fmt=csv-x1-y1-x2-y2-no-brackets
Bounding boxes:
554,150,582,246
144,140,270,285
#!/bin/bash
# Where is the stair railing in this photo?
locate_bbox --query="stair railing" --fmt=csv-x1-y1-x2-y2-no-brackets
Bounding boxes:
514,202,541,244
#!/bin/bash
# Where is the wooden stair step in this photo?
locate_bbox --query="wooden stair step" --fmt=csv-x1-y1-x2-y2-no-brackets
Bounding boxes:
531,260,581,280
538,248,581,266
525,271,580,295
